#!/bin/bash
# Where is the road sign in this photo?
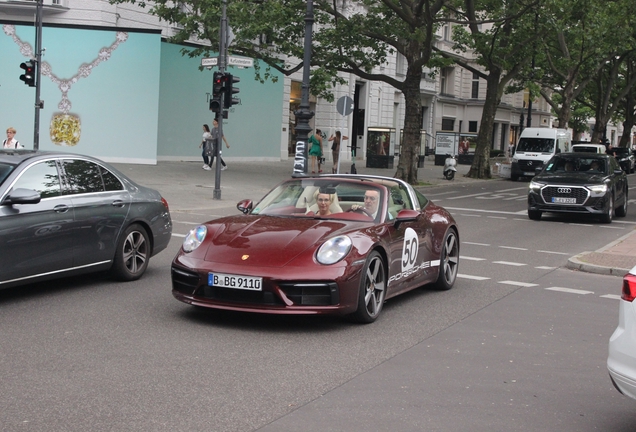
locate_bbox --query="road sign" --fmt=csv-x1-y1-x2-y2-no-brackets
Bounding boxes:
337,95,354,116
228,56,254,68
201,57,218,67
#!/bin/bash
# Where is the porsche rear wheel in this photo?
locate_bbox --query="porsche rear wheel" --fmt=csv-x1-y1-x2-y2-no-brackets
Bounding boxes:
351,251,386,324
433,228,459,291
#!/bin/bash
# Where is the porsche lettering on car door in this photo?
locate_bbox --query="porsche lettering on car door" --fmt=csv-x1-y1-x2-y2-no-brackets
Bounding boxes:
388,223,434,291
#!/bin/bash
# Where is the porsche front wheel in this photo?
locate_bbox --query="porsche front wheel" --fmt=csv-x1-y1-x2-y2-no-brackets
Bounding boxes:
351,251,386,324
434,228,459,291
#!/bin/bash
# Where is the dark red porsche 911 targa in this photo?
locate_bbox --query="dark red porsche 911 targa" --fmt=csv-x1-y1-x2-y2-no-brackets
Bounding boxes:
171,175,459,323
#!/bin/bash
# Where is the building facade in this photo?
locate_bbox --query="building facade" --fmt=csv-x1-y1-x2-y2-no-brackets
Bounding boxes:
1,0,627,166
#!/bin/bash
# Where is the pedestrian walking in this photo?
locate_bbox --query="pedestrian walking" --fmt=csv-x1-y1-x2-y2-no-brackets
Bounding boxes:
308,128,323,173
3,127,22,149
210,118,230,171
200,124,214,170
328,130,348,173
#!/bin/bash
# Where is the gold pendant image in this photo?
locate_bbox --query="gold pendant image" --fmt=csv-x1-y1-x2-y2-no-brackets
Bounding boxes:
50,113,81,146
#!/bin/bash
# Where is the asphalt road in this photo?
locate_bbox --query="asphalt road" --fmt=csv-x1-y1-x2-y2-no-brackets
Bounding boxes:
1,173,635,432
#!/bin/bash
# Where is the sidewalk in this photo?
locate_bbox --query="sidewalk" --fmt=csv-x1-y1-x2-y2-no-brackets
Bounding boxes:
112,158,636,277
567,228,636,276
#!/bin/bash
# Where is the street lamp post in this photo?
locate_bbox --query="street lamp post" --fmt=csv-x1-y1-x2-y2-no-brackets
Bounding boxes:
291,0,315,177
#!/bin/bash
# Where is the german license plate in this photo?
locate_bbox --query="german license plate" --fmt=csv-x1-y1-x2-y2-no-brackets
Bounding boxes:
208,272,262,291
552,197,576,204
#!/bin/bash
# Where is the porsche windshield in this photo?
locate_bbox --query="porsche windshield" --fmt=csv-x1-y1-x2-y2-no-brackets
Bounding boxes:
250,178,415,222
516,138,555,153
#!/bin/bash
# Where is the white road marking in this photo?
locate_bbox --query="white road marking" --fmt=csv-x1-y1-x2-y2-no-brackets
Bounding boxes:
499,246,528,251
487,216,507,219
493,261,527,266
463,241,491,246
460,256,487,261
458,274,491,280
173,220,208,225
600,294,621,300
537,250,570,255
447,192,492,200
457,213,481,217
172,233,186,238
498,281,538,287
535,266,556,270
545,287,594,295
600,225,626,230
444,207,522,215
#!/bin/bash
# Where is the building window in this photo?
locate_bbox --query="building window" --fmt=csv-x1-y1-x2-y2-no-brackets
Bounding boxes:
469,121,478,132
396,53,406,76
442,118,455,131
471,73,479,99
443,25,451,41
440,68,453,95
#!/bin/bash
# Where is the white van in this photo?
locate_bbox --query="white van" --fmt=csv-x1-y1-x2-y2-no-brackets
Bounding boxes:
511,128,571,181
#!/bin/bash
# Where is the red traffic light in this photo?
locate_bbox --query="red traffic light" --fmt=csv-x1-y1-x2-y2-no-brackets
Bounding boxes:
19,60,36,87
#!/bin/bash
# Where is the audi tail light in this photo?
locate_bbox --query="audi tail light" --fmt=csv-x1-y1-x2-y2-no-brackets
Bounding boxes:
621,272,636,302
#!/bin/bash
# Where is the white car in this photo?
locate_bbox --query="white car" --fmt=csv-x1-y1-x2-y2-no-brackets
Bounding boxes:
608,265,636,399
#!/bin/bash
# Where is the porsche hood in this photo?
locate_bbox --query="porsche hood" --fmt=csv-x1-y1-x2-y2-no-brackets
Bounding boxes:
203,215,357,267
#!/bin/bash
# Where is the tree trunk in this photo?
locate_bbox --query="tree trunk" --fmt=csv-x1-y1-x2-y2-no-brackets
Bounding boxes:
394,73,423,184
466,71,502,178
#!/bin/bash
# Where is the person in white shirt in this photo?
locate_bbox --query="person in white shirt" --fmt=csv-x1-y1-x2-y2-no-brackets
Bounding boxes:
2,127,22,149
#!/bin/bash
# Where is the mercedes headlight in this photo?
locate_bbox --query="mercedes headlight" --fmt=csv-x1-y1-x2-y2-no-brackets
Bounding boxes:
316,235,352,265
183,225,207,252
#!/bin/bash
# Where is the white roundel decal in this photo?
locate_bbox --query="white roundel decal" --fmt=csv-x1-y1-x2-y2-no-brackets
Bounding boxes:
401,227,419,272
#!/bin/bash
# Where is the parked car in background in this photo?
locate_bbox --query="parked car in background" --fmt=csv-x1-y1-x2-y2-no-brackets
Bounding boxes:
0,150,173,289
608,265,636,401
171,174,460,323
571,143,606,154
612,147,635,174
527,153,628,223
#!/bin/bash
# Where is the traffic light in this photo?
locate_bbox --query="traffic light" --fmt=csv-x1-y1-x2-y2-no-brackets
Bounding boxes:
223,73,240,109
210,71,224,112
19,60,35,87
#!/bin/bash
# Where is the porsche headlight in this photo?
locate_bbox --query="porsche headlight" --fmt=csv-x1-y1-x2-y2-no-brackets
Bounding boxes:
588,184,608,195
183,225,207,252
316,235,352,265
529,180,544,192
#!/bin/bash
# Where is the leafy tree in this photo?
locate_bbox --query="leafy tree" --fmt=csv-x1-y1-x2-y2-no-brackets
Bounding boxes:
439,0,539,178
533,0,635,135
112,0,457,184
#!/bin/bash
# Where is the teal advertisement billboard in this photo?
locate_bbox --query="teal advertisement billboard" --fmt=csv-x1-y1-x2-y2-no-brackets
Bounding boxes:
1,23,284,163
1,23,160,163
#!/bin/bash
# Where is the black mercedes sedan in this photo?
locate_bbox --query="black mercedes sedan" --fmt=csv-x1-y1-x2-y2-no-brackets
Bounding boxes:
527,153,628,223
0,150,172,289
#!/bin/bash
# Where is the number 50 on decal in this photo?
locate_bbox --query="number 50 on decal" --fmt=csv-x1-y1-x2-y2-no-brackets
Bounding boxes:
401,228,419,271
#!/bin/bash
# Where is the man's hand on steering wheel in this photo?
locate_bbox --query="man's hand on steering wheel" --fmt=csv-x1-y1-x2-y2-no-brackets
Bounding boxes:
347,205,373,218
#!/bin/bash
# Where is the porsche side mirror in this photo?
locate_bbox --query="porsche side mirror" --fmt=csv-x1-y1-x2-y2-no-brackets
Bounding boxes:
396,209,419,221
237,199,253,214
2,188,41,206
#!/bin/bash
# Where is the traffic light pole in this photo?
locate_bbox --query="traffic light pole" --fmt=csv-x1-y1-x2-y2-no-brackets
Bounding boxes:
33,0,43,150
212,0,229,200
